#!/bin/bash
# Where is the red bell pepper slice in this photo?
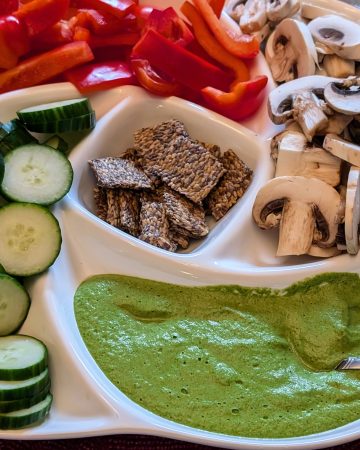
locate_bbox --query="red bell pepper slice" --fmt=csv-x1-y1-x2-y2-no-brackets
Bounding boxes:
209,0,225,17
201,75,268,121
0,15,29,69
31,20,74,52
0,0,19,15
132,29,232,92
133,4,153,28
0,41,94,94
181,1,249,82
74,8,124,35
14,0,70,36
131,58,181,97
70,0,135,20
144,7,193,47
193,0,259,59
89,31,139,48
65,59,136,93
73,25,91,41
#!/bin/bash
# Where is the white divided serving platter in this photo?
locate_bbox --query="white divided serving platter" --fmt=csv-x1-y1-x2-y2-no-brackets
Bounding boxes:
0,0,360,448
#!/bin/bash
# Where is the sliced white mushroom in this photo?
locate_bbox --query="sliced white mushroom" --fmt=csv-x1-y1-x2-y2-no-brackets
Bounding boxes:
292,91,328,141
317,113,353,136
307,245,341,257
267,75,337,125
274,131,341,186
323,134,360,167
265,18,317,83
308,15,360,60
240,0,267,33
225,0,246,22
252,176,342,256
322,55,355,79
345,166,360,255
265,0,300,23
324,78,360,115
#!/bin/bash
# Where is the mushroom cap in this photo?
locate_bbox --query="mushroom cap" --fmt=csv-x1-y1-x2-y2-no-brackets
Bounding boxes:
308,15,360,60
324,80,360,115
252,175,342,246
267,75,337,124
265,18,317,83
345,166,360,255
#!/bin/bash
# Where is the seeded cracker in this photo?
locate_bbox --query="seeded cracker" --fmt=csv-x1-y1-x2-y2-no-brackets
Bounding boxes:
89,157,153,189
169,229,190,249
162,187,208,237
139,192,176,251
206,149,253,220
200,142,221,159
93,187,107,221
104,189,140,235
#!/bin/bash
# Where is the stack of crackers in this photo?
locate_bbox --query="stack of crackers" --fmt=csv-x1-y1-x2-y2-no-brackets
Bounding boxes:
89,119,252,252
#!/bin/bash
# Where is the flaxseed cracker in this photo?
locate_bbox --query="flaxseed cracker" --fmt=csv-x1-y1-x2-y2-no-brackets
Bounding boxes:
89,157,153,190
206,149,253,220
93,187,107,221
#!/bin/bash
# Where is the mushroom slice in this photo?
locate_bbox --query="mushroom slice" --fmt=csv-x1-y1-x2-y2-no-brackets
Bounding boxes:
345,166,360,255
267,75,337,125
240,0,267,33
265,0,300,23
317,113,353,136
274,131,341,186
265,18,317,83
225,0,246,22
252,176,342,255
308,15,360,60
323,134,360,167
292,90,328,141
307,245,341,258
324,78,360,115
322,55,355,79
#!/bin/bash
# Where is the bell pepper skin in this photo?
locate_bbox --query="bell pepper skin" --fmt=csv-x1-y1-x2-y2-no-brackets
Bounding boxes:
0,41,94,94
0,15,29,69
132,29,232,92
31,20,74,51
0,0,19,15
131,58,181,96
89,31,139,48
65,59,136,93
14,0,70,36
144,7,193,47
192,0,259,59
202,75,268,121
73,8,127,35
181,1,249,82
209,0,225,17
70,0,135,19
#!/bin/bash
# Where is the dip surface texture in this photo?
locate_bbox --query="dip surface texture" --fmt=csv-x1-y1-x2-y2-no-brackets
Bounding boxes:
74,273,360,438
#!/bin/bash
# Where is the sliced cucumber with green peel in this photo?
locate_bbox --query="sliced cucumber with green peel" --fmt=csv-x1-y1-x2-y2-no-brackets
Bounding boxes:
0,203,62,277
0,383,50,413
0,368,49,401
0,393,52,429
17,98,92,123
2,144,73,205
0,335,47,380
45,135,69,154
0,275,30,336
0,120,37,155
23,111,96,133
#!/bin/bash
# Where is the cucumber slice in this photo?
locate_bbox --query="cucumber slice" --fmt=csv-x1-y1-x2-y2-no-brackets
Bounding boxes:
0,120,37,155
0,382,50,413
2,144,73,205
0,393,52,429
17,98,92,123
23,111,96,133
0,275,30,336
0,368,49,401
0,335,47,380
44,135,69,154
0,203,62,277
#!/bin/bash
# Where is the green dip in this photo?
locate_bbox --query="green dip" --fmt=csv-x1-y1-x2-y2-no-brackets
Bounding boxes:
74,272,360,438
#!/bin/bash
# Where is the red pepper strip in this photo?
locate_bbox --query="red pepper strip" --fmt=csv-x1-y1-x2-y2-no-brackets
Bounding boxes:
14,0,70,37
31,20,74,52
131,58,181,96
0,41,94,94
70,0,135,20
74,9,123,35
209,0,225,17
89,31,139,48
133,5,153,28
0,15,29,69
132,29,232,92
73,25,91,41
144,7,193,47
0,0,19,15
181,1,249,82
65,59,136,93
201,75,268,121
192,0,259,59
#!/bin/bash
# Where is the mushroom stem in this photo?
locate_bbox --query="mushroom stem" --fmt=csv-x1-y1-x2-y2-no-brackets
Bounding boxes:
277,200,315,256
292,91,328,141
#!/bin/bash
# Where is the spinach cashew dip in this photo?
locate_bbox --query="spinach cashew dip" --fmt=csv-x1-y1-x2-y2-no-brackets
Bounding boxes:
74,272,360,438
